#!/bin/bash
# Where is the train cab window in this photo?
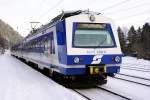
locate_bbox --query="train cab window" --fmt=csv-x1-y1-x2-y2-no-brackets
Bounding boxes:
73,23,116,48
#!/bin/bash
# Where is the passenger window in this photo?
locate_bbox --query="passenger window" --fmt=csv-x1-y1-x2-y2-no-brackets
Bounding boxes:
44,37,49,54
50,32,55,54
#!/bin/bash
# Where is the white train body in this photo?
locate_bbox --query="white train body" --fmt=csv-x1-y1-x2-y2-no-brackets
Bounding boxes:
11,10,122,76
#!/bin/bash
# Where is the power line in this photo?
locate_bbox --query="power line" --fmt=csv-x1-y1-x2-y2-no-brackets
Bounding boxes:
34,0,65,28
100,0,131,12
39,0,64,19
117,19,150,29
120,18,150,25
116,11,150,21
104,1,150,15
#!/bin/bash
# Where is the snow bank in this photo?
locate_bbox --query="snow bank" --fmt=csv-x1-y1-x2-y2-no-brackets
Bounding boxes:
121,56,150,80
0,53,85,100
122,56,150,67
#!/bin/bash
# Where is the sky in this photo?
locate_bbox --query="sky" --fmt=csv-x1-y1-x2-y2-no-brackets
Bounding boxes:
0,0,150,37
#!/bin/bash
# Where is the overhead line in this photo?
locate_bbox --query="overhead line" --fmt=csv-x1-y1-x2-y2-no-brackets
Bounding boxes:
100,0,131,12
105,1,150,15
116,11,150,21
117,17,150,26
38,0,64,20
34,0,65,28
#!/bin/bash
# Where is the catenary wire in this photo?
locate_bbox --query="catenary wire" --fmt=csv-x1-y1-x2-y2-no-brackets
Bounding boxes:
34,0,65,28
104,1,150,15
100,0,131,12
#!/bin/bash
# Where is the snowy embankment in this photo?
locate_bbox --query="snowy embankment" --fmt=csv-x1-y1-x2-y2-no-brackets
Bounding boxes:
1,51,150,100
0,52,85,100
121,56,150,79
75,55,150,100
104,56,150,100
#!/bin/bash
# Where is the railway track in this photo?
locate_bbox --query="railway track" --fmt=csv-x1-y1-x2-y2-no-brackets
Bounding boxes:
72,86,131,100
121,67,150,73
95,86,131,100
113,74,150,87
118,73,150,81
122,66,150,71
122,62,150,67
72,89,91,100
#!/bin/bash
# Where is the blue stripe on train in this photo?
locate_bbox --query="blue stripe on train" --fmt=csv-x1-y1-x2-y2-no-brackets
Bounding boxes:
66,54,122,65
28,57,120,75
106,66,120,73
29,58,85,75
60,68,85,75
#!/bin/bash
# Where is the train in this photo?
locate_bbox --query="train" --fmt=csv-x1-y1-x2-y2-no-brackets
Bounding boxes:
11,10,122,87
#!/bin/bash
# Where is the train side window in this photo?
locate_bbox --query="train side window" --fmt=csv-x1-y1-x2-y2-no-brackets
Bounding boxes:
50,32,55,54
44,37,48,53
42,35,51,55
45,38,49,51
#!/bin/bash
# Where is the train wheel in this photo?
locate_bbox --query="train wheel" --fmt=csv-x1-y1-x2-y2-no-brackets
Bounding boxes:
43,68,50,77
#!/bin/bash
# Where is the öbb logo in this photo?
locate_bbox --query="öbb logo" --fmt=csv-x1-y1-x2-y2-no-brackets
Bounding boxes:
91,55,103,64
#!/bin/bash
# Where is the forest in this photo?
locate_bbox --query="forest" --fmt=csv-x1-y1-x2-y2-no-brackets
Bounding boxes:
118,23,150,60
0,19,23,50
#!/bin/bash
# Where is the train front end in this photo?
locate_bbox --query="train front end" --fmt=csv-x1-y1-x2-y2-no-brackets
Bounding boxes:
57,12,122,84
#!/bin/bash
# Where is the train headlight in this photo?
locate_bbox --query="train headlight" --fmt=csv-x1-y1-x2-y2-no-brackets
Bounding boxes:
114,56,120,62
74,57,80,63
89,15,95,22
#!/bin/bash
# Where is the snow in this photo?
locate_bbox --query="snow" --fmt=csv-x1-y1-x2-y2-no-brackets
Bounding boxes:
120,68,150,80
0,51,86,100
121,56,150,79
102,77,150,100
1,51,150,100
108,56,150,100
75,88,123,100
98,56,150,100
116,74,150,86
68,56,150,100
122,56,150,69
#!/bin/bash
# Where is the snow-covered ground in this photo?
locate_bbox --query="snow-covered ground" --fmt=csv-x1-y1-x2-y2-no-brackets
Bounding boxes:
0,51,85,100
101,77,150,100
97,56,150,100
122,56,150,69
1,51,150,100
121,56,150,79
109,56,150,100
76,57,150,100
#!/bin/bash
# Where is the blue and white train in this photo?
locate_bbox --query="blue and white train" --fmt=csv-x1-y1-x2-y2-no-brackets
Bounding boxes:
11,10,122,84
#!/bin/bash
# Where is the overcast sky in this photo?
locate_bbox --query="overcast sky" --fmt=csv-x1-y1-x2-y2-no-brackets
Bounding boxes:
0,0,150,37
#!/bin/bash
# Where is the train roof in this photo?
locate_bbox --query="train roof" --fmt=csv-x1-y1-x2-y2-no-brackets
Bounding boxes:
50,10,100,24
25,10,101,40
27,10,101,35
